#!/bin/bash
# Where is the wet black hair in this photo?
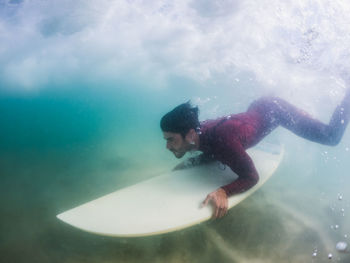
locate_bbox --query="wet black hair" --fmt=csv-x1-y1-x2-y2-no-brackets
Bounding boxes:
160,101,200,138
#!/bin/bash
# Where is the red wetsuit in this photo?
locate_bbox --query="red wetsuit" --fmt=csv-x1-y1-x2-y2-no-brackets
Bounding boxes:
198,111,265,196
198,96,350,196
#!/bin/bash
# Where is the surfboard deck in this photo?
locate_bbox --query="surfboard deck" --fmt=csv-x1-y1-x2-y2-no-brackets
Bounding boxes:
57,143,284,237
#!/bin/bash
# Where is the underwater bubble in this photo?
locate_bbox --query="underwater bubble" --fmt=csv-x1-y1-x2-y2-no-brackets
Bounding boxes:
346,147,349,151
328,253,332,259
335,225,339,229
335,242,348,252
341,208,345,216
338,194,343,201
345,234,348,238
312,252,317,257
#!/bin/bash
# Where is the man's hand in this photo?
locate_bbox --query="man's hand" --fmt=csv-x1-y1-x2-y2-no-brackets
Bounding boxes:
172,154,215,171
201,188,228,219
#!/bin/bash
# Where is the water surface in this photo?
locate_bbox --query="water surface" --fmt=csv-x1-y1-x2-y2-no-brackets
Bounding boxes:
1,1,350,262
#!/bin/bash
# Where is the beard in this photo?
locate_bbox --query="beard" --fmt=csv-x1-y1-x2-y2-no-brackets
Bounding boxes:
172,149,186,159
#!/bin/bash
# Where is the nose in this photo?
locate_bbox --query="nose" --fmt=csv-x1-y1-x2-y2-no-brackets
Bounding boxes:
166,142,171,150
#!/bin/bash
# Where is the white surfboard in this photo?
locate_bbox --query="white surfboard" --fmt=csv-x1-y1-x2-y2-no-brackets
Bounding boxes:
57,143,284,237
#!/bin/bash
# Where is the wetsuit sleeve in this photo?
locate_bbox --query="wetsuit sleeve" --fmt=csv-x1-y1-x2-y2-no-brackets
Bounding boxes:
216,139,259,196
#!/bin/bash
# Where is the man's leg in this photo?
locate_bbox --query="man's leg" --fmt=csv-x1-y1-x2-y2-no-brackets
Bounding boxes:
249,91,350,146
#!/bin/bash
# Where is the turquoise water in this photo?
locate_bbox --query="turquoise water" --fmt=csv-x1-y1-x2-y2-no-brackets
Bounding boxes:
1,1,350,262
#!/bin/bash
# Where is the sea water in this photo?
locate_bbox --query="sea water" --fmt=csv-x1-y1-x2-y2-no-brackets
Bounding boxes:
1,1,350,262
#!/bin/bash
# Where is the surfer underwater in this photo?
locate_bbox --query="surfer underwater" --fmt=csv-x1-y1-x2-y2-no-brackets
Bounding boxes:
160,87,350,219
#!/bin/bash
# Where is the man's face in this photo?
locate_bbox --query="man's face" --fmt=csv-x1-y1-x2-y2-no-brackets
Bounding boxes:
163,131,190,158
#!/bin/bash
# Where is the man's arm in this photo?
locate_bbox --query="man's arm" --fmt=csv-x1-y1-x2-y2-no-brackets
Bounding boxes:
202,139,259,218
219,140,259,196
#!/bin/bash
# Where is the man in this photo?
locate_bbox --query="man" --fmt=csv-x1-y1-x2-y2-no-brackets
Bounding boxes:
160,91,350,219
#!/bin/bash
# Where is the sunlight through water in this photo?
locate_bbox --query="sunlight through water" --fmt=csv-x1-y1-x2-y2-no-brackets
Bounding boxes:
1,0,350,262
